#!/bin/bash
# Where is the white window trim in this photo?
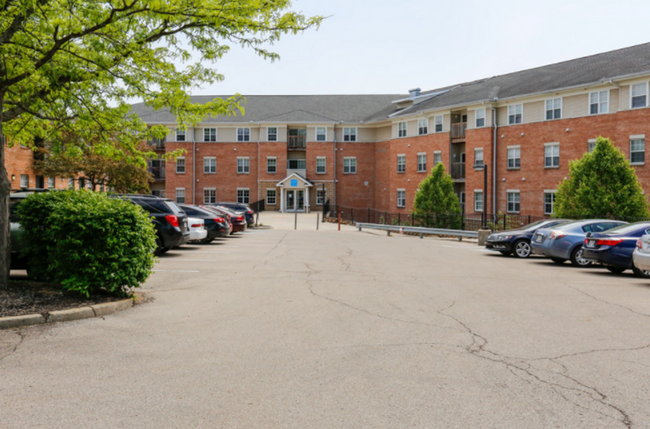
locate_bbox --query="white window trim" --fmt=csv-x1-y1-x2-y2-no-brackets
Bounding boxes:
237,156,250,174
316,127,328,142
544,142,560,169
176,157,186,174
237,127,251,142
475,108,486,128
418,118,429,135
507,104,523,125
343,156,357,174
630,134,646,140
398,122,407,138
417,152,427,172
267,127,278,142
630,82,649,109
203,188,216,204
237,188,250,204
589,90,610,115
630,137,645,166
544,190,557,215
474,148,484,165
203,128,217,142
507,145,520,170
267,156,277,174
266,189,277,205
203,156,216,174
397,154,406,173
506,190,521,214
545,97,563,120
175,188,186,204
588,139,597,152
176,129,186,142
474,190,484,212
316,156,327,174
434,115,444,133
397,188,406,208
316,189,327,205
343,127,358,142
433,150,442,165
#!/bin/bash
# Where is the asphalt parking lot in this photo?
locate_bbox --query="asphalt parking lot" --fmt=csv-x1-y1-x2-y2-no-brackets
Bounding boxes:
2,212,650,428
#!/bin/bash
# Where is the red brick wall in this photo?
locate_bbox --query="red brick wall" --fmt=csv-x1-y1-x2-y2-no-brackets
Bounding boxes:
335,143,375,209
5,144,35,190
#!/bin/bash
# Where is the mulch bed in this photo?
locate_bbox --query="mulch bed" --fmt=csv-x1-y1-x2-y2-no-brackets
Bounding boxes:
0,281,121,318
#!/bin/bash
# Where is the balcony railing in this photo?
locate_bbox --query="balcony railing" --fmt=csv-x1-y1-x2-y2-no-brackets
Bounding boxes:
451,122,467,141
451,162,465,179
148,137,166,150
148,166,166,180
288,159,306,170
288,135,307,149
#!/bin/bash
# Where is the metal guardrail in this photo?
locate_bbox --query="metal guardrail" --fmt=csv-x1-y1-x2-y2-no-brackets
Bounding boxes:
355,222,478,239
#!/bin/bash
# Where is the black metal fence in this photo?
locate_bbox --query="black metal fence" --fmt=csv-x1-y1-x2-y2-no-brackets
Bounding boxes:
250,199,265,213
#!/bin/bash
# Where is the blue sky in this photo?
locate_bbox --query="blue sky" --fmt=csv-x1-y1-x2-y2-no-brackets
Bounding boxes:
189,0,650,96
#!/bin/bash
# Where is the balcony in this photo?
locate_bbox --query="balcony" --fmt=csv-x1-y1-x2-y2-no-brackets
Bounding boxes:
148,137,166,150
451,122,466,142
451,162,465,180
148,163,166,180
288,135,307,150
287,159,306,177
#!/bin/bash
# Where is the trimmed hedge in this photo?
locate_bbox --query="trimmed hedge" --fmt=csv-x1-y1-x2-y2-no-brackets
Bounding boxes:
17,190,156,297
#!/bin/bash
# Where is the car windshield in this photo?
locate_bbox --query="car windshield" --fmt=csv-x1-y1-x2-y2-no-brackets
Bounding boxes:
602,222,650,235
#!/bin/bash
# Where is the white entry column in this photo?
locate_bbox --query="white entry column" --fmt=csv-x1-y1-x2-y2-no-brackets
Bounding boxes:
280,188,285,212
305,187,310,213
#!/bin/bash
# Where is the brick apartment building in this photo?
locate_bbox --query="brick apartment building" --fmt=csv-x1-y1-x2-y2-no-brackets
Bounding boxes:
8,43,650,217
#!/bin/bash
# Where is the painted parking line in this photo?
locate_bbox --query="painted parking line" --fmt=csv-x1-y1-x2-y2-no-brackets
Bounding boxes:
161,259,221,262
441,245,493,252
152,270,201,273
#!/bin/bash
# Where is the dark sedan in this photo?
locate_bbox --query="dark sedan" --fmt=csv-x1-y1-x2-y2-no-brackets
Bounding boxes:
179,204,232,243
213,202,255,227
201,205,246,234
486,219,569,258
582,222,650,277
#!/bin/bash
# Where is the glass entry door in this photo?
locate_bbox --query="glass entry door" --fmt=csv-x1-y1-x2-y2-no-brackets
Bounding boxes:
297,190,305,211
286,190,295,211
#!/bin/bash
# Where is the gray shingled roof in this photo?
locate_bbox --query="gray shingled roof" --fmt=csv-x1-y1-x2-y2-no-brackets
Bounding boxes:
131,42,650,124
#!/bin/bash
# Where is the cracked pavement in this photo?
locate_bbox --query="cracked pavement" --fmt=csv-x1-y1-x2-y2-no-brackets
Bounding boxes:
1,212,650,428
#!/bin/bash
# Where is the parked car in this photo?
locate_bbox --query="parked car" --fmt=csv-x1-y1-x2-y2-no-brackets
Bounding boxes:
113,194,190,255
582,222,650,277
201,205,246,234
531,220,626,267
633,234,650,273
179,204,232,242
212,202,255,227
188,217,208,243
486,219,569,258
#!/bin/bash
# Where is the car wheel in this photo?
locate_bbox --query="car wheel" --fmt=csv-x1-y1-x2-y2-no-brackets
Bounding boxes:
551,258,566,264
513,239,532,258
154,235,165,256
199,237,213,244
632,265,650,278
499,251,512,256
570,246,591,267
606,266,626,274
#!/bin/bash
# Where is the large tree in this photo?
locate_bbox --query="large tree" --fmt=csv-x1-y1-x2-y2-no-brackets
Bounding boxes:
412,163,462,229
0,0,321,285
554,137,649,219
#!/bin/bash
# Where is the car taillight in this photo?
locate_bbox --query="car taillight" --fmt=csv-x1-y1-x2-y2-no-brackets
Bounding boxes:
165,215,179,227
214,217,225,223
191,223,202,228
549,231,566,240
596,238,623,246
237,216,244,222
637,239,642,249
247,210,253,214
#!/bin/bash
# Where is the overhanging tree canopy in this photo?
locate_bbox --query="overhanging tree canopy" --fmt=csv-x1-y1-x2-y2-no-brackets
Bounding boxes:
0,0,322,284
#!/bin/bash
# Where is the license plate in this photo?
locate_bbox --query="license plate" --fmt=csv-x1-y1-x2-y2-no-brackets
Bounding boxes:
587,240,596,247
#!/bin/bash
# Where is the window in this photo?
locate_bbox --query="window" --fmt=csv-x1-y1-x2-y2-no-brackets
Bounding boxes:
237,127,250,142
544,143,560,168
508,104,523,124
267,189,277,205
417,153,427,172
203,188,216,204
590,91,609,115
343,157,356,174
288,159,306,169
267,127,277,142
418,118,428,135
398,122,407,138
474,148,484,166
397,189,406,207
588,139,597,153
434,115,443,133
632,83,648,108
204,157,216,174
68,178,74,189
317,189,326,205
237,157,250,174
545,98,562,120
474,191,483,212
20,174,28,188
176,157,186,174
475,108,486,128
204,128,217,142
631,138,645,165
316,127,327,141
176,129,186,142
507,191,520,213
237,189,250,204
397,154,406,173
343,127,357,142
48,177,55,189
434,151,442,166
316,157,326,174
507,146,520,169
176,188,185,204
544,191,556,215
267,157,277,174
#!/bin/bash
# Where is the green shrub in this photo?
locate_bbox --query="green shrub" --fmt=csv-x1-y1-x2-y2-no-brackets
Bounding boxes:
17,190,156,297
413,163,463,229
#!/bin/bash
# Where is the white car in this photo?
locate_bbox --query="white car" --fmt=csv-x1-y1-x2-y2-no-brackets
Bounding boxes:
188,217,208,242
633,234,650,272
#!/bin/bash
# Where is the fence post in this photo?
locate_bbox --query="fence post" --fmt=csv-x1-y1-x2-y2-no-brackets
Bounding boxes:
398,213,401,226
385,212,388,225
503,214,506,231
317,213,319,230
338,211,341,231
528,215,531,225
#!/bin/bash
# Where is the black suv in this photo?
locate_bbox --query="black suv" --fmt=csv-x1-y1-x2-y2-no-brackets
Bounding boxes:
113,195,190,255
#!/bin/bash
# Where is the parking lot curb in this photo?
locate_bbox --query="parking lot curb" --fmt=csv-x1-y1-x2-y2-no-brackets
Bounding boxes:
0,298,134,330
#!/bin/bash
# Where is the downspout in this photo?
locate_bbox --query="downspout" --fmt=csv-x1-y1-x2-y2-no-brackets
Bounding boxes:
333,121,338,206
192,128,196,205
490,105,498,218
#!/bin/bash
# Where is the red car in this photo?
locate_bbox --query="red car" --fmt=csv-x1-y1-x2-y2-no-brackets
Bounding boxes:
201,205,246,234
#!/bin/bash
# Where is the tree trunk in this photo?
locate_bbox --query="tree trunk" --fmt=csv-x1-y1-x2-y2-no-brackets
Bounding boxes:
0,97,11,288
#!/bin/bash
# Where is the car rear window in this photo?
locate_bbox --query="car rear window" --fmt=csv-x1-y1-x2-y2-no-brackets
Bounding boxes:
600,222,650,235
134,199,170,214
165,201,185,215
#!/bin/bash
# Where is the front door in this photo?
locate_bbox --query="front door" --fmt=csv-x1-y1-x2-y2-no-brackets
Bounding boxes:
286,190,295,211
297,190,305,211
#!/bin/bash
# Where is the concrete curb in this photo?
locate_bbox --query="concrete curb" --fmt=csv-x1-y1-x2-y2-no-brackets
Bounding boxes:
0,298,134,330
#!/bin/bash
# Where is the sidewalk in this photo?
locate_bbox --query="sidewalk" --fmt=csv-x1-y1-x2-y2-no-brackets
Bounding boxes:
256,211,354,232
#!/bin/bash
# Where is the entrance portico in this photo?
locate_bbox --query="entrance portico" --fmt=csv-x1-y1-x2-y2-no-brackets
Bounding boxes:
277,173,313,213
